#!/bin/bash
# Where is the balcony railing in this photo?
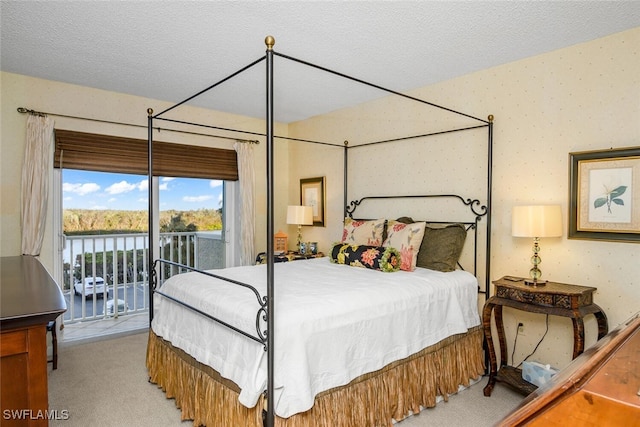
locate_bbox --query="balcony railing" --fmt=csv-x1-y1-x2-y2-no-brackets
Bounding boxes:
62,231,223,324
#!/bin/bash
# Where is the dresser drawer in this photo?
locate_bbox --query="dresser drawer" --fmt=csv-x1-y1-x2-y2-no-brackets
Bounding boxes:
0,329,28,357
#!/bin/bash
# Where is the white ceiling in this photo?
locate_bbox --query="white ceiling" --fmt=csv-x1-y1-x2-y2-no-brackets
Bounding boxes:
2,1,640,123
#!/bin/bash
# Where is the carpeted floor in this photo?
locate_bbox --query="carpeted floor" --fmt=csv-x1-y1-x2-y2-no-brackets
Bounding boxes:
48,330,523,426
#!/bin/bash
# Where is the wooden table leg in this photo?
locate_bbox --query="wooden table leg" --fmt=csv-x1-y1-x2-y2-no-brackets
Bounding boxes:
571,316,585,359
483,299,498,397
571,307,609,360
494,305,506,367
593,306,609,339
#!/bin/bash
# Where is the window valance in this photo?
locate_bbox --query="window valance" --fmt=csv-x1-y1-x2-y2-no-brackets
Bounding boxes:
54,129,238,180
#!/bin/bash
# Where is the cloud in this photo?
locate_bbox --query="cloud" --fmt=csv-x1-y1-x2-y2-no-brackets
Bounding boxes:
210,180,223,188
137,179,167,191
63,182,100,196
106,180,137,195
183,195,213,203
160,177,173,190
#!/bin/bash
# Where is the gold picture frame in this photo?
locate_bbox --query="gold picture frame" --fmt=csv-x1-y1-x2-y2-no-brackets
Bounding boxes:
300,177,325,227
569,146,640,242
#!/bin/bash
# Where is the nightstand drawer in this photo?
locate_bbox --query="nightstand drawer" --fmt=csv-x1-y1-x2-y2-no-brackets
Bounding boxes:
494,277,596,310
495,286,592,309
496,286,551,305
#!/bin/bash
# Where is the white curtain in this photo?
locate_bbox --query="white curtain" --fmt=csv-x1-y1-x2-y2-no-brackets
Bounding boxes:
234,141,255,265
21,114,55,256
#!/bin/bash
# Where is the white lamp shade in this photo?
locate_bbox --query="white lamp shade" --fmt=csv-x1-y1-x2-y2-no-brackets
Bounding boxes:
286,205,313,225
512,205,563,238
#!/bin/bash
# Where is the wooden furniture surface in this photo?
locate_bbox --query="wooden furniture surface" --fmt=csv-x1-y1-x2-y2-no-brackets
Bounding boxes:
497,312,640,426
1,256,67,426
483,276,608,397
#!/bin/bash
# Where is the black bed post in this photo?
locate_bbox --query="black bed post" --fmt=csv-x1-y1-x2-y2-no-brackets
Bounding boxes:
147,108,154,322
343,140,349,218
265,35,276,427
485,115,494,297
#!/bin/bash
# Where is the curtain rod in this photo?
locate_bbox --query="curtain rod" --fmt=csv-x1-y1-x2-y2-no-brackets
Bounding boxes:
16,107,259,144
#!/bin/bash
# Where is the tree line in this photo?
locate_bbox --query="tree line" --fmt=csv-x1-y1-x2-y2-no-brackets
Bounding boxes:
64,208,223,234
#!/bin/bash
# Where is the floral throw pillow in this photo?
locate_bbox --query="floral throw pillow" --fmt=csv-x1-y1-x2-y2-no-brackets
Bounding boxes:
383,220,426,271
330,244,401,272
341,218,385,246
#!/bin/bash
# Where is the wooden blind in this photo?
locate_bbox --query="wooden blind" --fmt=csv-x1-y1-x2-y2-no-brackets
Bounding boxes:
54,129,238,180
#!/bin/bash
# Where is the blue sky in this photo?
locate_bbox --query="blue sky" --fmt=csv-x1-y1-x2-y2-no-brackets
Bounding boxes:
63,170,223,211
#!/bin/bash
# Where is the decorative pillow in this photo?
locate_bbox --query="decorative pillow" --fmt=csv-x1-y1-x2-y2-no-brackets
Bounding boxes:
330,244,400,272
341,218,385,246
383,216,414,242
417,224,467,272
395,216,415,224
383,220,426,271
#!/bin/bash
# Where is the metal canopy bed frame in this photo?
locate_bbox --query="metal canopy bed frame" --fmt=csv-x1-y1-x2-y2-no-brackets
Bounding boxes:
146,36,494,427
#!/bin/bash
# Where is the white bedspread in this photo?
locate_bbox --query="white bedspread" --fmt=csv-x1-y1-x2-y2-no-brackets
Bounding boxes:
151,257,480,418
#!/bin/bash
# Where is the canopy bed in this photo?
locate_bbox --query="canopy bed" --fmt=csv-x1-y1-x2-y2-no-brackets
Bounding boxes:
146,36,494,427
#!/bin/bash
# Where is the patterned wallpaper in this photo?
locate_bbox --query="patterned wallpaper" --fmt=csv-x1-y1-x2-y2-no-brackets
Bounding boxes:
289,27,640,368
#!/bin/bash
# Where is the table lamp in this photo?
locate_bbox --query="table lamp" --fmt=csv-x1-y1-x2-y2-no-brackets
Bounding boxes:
287,205,313,251
512,205,562,286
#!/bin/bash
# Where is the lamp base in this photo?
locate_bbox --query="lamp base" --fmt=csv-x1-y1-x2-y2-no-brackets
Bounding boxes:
524,279,547,286
296,225,303,251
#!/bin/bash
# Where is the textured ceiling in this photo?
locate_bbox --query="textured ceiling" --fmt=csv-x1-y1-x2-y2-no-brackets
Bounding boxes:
2,1,639,123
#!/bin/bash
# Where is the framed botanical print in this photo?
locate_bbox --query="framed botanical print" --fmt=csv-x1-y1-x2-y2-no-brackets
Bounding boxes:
568,146,640,242
300,177,325,227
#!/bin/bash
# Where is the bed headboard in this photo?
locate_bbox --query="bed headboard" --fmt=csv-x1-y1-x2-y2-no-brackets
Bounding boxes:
346,194,487,221
345,194,489,293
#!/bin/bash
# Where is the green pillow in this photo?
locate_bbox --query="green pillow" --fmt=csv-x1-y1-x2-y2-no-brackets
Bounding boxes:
417,224,467,272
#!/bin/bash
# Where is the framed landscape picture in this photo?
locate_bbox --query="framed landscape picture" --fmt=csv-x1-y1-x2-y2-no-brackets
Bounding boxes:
300,177,325,226
569,146,640,242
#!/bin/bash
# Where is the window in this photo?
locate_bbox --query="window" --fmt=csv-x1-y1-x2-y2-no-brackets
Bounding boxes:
55,130,239,323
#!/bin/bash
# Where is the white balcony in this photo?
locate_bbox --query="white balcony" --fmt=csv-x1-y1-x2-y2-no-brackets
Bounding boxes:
60,231,224,342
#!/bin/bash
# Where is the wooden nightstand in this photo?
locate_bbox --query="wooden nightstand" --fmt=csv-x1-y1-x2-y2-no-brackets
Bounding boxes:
483,276,608,397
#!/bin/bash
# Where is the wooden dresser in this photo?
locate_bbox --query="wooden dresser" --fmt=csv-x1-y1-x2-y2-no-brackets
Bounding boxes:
497,311,640,426
1,256,67,426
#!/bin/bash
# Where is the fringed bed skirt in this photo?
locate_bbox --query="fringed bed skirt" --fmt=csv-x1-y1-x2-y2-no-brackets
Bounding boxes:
146,326,484,427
